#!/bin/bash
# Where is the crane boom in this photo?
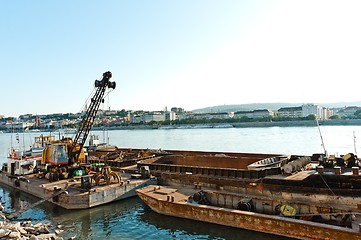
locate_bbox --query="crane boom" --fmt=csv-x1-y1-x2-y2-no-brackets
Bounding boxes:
69,71,116,164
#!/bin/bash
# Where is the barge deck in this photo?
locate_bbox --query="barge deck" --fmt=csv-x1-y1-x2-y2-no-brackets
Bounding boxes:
135,149,361,239
137,185,361,240
0,170,154,210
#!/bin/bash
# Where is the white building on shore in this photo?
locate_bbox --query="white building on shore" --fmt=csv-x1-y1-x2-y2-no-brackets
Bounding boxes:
278,104,333,120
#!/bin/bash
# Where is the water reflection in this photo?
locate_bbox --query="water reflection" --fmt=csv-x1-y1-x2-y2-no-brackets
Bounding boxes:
0,184,295,240
139,203,291,240
3,127,346,239
0,184,46,221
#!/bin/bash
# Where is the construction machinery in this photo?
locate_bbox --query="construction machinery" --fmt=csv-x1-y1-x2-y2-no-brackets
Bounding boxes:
42,71,116,167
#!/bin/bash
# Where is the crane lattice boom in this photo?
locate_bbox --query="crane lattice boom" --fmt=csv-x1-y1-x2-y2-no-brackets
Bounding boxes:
70,71,116,164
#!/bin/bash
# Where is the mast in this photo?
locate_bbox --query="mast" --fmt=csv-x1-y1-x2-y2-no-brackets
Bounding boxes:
316,117,327,155
354,131,357,155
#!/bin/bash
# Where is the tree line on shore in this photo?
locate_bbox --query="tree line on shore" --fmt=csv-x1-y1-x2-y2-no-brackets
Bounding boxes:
2,109,361,132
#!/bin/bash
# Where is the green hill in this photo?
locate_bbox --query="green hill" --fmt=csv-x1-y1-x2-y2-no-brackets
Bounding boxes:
192,101,361,113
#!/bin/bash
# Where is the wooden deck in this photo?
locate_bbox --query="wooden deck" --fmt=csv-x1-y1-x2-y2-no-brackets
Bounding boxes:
137,185,361,240
0,172,155,209
264,170,316,181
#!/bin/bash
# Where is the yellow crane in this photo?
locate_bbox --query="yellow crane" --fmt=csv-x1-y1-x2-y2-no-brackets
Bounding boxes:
42,71,116,167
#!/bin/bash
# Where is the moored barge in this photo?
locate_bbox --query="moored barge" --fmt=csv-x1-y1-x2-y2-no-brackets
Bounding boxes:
136,150,361,239
137,185,361,240
0,170,153,210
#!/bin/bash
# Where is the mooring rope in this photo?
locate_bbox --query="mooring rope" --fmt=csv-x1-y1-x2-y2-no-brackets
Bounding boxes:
319,173,336,196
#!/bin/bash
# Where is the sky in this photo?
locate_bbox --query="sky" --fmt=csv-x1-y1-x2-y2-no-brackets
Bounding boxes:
1,0,361,117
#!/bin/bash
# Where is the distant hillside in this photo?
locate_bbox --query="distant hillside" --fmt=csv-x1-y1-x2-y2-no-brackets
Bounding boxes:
321,101,361,108
192,102,361,113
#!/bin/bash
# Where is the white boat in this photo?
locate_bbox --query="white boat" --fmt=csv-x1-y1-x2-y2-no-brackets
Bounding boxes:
29,129,41,132
159,125,177,129
30,135,55,157
247,155,291,170
213,124,233,128
7,135,44,175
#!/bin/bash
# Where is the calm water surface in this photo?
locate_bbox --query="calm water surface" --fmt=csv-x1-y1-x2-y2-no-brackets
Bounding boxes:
1,126,360,239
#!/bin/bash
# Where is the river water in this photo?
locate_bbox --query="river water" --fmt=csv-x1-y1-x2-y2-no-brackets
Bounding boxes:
1,125,361,239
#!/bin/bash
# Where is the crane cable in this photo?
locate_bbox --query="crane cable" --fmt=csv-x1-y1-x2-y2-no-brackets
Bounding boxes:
316,118,327,156
78,72,108,113
79,87,96,114
103,88,114,145
318,173,336,196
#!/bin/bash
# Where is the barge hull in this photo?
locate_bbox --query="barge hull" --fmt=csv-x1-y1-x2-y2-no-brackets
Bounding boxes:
137,186,361,240
0,173,154,209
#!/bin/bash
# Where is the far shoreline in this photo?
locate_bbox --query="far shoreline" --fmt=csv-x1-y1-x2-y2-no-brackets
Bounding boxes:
3,119,361,133
93,119,361,130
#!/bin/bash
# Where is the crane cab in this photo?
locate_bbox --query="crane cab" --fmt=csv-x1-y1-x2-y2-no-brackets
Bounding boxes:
42,142,86,166
42,143,69,165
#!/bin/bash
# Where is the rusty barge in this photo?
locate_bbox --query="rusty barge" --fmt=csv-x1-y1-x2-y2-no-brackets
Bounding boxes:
137,185,361,240
0,71,158,211
0,169,154,210
0,148,157,210
135,150,361,239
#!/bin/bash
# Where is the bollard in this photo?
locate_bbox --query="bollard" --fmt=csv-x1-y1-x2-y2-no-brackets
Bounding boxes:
334,166,341,175
352,166,359,175
316,165,324,174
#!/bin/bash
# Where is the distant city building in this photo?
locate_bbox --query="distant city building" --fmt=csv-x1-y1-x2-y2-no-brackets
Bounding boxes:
4,102,360,130
19,114,33,120
176,112,188,121
34,115,41,127
253,109,274,118
278,104,333,120
167,111,177,121
42,120,57,128
233,110,253,119
130,114,143,124
5,121,33,130
234,109,274,119
320,107,334,120
337,106,361,117
301,104,333,120
301,104,320,118
191,112,231,120
127,108,188,124
143,112,166,123
100,110,118,116
170,107,184,112
208,112,231,120
277,107,303,118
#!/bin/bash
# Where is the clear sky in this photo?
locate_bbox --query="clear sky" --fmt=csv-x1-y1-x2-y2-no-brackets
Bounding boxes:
1,0,361,117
